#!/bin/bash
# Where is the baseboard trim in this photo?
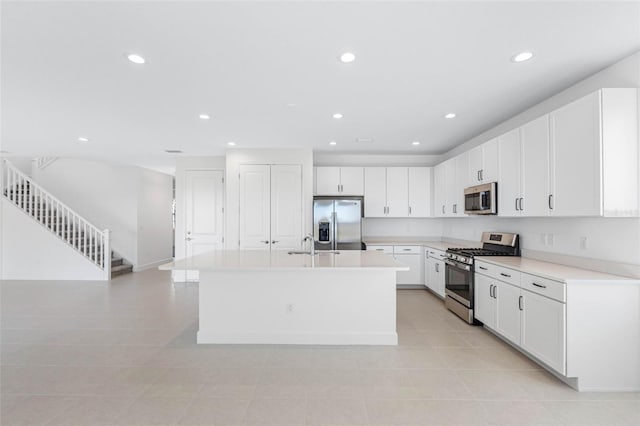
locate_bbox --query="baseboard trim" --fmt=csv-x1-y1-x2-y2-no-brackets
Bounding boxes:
134,258,174,272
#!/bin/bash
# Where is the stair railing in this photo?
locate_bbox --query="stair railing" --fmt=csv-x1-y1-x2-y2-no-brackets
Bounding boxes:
2,159,111,280
34,157,58,170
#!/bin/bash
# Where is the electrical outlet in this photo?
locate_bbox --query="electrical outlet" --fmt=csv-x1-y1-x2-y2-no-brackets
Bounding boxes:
547,234,554,246
286,303,294,314
580,237,587,250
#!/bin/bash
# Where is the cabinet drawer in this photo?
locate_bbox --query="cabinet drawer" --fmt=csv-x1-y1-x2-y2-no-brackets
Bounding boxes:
394,245,421,254
475,261,521,286
367,245,393,254
521,273,566,303
425,248,446,260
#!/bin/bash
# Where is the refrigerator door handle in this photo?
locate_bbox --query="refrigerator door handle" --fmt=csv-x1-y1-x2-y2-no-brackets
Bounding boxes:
332,211,337,250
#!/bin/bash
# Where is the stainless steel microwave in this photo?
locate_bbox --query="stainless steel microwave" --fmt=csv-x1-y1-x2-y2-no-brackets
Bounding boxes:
464,182,497,215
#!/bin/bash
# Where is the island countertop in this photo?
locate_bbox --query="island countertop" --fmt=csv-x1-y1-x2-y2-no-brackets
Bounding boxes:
159,249,410,271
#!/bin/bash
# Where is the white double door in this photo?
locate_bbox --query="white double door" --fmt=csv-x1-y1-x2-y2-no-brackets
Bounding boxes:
182,170,224,281
239,164,302,250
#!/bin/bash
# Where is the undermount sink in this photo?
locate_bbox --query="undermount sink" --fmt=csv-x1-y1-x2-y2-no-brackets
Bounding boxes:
287,251,341,255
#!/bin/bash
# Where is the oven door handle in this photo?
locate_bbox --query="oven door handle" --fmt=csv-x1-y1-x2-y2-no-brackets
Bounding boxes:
444,259,470,271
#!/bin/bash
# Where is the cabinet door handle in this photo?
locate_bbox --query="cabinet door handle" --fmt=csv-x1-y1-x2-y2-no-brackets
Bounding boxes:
518,295,524,311
403,248,412,251
408,206,412,215
271,240,279,244
500,272,511,278
375,248,384,251
532,282,547,289
489,284,494,297
515,198,519,211
493,285,497,299
477,170,481,181
480,169,484,181
478,266,488,271
453,204,457,214
260,240,270,244
442,205,445,214
519,198,524,211
548,194,554,210
435,263,439,273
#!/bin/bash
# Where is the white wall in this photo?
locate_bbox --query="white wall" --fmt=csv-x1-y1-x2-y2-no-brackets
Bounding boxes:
32,158,173,269
444,51,640,160
0,198,104,280
137,168,174,270
226,149,313,248
363,218,443,239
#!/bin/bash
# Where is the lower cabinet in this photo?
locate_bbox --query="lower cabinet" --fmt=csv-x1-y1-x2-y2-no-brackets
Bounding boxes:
521,289,566,375
474,264,566,375
366,245,423,286
425,249,446,298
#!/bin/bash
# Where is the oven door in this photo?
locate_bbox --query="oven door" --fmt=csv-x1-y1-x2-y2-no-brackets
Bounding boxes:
444,259,474,308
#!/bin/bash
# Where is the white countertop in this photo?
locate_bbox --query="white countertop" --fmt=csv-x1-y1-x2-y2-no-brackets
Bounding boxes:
159,249,410,271
363,237,476,252
476,256,640,283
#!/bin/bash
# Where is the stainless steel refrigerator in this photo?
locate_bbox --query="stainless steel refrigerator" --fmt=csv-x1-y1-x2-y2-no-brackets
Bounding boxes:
313,196,364,250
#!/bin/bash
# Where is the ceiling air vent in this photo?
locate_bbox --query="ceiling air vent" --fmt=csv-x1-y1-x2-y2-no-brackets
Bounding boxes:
164,149,183,154
355,138,374,144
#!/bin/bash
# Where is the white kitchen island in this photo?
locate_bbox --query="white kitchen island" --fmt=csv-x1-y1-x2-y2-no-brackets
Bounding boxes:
160,250,408,345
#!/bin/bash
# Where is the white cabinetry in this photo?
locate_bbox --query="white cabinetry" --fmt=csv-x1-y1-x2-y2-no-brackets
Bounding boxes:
474,260,566,375
239,164,302,250
468,138,498,185
408,167,431,217
433,162,446,217
498,117,551,217
315,167,364,196
521,288,566,375
366,244,423,286
549,88,639,217
433,156,466,217
365,167,430,218
425,247,446,297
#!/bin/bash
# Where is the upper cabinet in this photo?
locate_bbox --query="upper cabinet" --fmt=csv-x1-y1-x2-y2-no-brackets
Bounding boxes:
468,138,498,185
408,167,431,217
549,88,638,217
364,167,431,218
495,88,638,218
315,167,364,196
433,156,466,217
498,116,550,217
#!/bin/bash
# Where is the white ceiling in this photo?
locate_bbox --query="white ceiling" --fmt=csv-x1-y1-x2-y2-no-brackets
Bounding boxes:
2,1,639,174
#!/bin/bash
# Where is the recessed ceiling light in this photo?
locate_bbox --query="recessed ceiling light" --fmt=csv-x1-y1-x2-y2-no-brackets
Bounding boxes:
412,141,421,146
227,141,236,146
329,141,337,146
126,53,146,64
164,149,183,154
511,52,534,63
78,137,89,142
286,103,296,108
339,52,356,63
332,113,343,119
444,113,456,119
199,114,210,120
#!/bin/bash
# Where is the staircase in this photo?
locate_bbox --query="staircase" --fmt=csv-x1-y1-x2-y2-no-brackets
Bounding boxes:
2,159,132,280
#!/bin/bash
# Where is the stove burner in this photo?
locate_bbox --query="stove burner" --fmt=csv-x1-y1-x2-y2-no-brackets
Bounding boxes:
447,248,510,257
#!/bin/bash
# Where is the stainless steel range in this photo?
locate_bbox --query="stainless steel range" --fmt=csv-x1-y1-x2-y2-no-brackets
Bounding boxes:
444,232,520,324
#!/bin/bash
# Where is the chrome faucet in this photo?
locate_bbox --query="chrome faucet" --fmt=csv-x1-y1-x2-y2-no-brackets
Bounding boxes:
303,233,315,256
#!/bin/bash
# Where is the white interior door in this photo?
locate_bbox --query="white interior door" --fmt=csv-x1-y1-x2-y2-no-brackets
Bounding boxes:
184,170,224,281
270,165,302,250
239,165,271,249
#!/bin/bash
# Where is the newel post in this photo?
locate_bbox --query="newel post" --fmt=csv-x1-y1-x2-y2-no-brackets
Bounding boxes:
103,229,111,281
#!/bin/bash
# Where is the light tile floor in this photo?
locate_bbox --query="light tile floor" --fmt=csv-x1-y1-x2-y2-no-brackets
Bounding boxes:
1,269,638,425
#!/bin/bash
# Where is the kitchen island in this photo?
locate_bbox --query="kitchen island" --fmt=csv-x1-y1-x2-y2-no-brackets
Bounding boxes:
159,250,408,345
